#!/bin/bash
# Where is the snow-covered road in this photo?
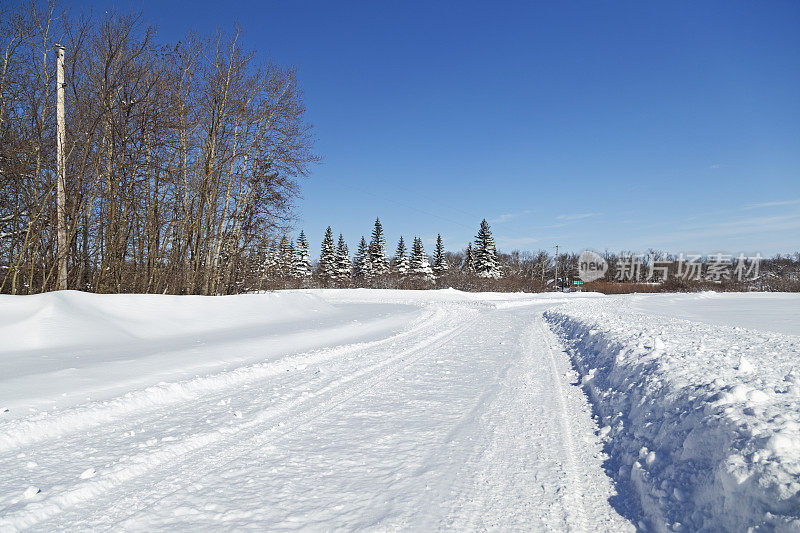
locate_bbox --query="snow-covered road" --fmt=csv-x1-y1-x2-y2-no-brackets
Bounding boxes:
0,290,632,531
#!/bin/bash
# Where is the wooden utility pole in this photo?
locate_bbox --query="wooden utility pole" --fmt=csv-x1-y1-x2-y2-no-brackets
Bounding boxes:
554,244,559,291
56,44,67,290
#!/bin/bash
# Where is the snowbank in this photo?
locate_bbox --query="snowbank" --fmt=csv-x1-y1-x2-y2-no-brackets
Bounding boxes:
0,290,419,414
545,295,800,531
0,290,335,354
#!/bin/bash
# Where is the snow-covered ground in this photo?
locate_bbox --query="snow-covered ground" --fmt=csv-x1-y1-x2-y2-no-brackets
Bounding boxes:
0,289,627,531
546,292,800,531
0,289,798,531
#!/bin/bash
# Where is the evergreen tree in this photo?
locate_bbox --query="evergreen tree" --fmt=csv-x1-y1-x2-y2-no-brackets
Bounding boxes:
276,235,293,279
473,219,502,279
318,227,337,283
432,234,448,275
462,242,475,272
335,234,352,284
286,241,295,279
292,231,313,279
257,239,278,288
354,236,372,281
369,217,389,276
409,237,434,282
395,236,409,276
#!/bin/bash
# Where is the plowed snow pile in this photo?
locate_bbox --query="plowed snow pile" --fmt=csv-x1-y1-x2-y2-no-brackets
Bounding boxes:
546,293,800,531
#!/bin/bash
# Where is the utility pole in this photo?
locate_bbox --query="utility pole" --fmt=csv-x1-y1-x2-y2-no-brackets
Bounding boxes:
554,244,559,292
56,44,67,290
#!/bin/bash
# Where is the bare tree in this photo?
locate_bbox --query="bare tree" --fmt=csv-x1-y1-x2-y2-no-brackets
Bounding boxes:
1,2,317,295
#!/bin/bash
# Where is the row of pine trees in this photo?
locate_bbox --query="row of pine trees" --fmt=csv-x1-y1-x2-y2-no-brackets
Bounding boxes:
256,218,502,289
250,219,800,293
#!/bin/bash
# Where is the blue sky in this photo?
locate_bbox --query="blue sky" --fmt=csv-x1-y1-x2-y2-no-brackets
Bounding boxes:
72,1,799,257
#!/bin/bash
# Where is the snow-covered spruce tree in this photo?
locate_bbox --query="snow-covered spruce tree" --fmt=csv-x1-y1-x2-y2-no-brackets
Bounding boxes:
473,219,502,279
353,236,372,283
462,242,475,272
409,237,434,282
432,234,448,276
318,227,337,284
394,236,409,276
369,218,389,277
285,241,296,282
276,235,294,280
292,231,313,280
253,239,277,291
335,234,352,285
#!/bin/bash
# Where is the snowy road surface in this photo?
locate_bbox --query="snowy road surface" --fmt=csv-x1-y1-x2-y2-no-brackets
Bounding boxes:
0,290,633,531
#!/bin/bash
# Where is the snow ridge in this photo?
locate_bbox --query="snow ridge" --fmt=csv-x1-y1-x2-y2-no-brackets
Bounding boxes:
0,307,441,453
545,300,800,531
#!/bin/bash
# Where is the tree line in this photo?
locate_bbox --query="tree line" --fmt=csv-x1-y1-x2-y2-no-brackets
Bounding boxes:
0,2,317,295
257,218,513,291
256,218,800,293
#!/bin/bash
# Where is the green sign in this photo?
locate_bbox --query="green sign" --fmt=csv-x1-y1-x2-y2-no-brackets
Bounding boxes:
573,280,584,285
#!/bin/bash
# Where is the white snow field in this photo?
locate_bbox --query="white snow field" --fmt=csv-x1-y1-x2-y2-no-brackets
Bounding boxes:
0,290,797,531
546,292,800,531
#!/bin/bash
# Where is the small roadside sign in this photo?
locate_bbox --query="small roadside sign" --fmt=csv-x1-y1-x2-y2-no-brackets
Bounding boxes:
573,280,584,285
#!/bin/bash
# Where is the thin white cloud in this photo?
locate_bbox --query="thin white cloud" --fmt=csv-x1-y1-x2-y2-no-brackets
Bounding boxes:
556,212,599,221
715,214,800,230
489,210,532,224
490,213,516,224
745,198,800,210
644,214,800,245
538,212,601,229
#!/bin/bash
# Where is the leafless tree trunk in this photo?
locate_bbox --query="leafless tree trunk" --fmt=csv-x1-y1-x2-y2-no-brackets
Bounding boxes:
1,2,317,295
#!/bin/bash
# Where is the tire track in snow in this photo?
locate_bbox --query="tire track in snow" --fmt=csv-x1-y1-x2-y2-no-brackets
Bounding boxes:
0,307,440,453
95,309,486,531
412,314,519,530
536,313,588,531
0,307,480,531
428,308,596,531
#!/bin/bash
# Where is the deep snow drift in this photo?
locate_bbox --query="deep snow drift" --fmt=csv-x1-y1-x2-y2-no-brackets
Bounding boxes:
0,289,798,531
546,292,800,531
0,290,416,414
